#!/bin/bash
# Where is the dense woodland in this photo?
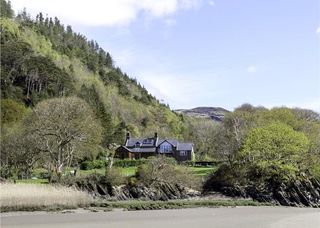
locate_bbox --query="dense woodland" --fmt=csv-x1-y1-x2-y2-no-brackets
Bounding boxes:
1,0,319,185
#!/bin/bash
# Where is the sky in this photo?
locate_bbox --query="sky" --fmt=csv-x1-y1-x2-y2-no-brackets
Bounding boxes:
11,0,320,111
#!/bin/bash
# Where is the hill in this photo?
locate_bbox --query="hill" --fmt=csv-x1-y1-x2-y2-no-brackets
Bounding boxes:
175,107,230,122
0,1,187,146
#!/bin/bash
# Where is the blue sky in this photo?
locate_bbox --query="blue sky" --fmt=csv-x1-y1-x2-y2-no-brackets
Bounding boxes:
11,0,320,111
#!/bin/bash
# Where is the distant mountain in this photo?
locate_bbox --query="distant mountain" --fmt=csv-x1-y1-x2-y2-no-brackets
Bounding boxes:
175,107,230,122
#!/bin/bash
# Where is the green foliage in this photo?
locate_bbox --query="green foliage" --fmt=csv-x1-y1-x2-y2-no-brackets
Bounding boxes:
239,122,309,182
80,160,106,170
136,156,200,189
1,37,74,104
113,158,148,167
96,199,267,211
24,97,102,177
105,167,125,186
1,99,29,125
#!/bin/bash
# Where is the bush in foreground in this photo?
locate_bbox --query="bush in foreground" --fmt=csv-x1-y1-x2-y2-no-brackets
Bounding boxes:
136,156,201,190
0,183,92,212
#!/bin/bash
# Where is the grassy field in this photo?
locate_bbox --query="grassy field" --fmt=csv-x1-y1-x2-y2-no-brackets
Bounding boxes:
0,183,92,212
79,167,137,177
14,166,216,184
190,167,216,176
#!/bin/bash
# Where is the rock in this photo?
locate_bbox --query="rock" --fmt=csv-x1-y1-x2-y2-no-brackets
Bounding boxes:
204,172,320,207
74,177,201,201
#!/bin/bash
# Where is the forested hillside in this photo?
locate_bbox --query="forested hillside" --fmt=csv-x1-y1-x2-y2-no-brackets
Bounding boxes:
0,0,187,148
1,0,319,189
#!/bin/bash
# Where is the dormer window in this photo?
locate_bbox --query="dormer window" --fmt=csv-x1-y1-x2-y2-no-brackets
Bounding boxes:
142,138,153,145
135,142,141,148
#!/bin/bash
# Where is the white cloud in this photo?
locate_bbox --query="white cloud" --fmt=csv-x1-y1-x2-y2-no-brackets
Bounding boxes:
11,0,202,27
246,65,258,73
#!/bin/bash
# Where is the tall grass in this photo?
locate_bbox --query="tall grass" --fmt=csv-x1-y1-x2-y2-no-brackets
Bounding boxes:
0,183,92,212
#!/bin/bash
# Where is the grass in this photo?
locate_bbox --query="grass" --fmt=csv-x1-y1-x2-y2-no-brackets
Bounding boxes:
79,166,215,177
190,167,216,176
14,166,215,184
0,183,92,212
79,167,137,177
93,199,272,211
16,179,49,184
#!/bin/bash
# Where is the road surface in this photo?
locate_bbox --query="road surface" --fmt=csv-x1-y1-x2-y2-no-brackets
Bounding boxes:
1,207,320,228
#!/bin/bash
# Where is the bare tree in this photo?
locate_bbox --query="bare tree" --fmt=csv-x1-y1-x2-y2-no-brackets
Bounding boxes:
25,97,102,179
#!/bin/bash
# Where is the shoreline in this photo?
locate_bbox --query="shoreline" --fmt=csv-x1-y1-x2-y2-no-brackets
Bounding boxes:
1,198,273,213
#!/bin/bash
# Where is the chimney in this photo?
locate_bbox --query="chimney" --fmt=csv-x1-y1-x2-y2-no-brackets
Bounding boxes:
126,132,130,140
154,132,158,146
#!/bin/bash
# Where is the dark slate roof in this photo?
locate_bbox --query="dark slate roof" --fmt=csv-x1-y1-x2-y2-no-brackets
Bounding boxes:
124,136,193,151
177,143,193,151
157,139,178,147
125,138,155,147
126,138,179,147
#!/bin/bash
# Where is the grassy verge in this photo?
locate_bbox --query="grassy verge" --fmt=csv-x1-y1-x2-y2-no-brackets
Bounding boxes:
0,183,92,212
79,167,137,177
15,179,49,184
92,199,272,211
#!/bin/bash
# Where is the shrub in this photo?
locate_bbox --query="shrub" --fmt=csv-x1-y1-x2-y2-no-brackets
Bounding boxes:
136,156,201,190
80,160,106,170
105,168,125,186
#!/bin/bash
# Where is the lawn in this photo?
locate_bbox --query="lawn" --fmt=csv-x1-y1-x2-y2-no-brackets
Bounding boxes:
190,167,216,176
79,167,137,177
13,166,216,184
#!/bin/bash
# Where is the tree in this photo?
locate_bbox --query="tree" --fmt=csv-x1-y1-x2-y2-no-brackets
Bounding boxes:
186,118,218,160
0,0,14,19
25,97,102,179
215,106,258,164
1,99,29,125
1,127,41,179
239,122,309,181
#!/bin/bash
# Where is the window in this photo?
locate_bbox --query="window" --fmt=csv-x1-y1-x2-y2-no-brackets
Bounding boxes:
159,142,172,153
180,151,187,156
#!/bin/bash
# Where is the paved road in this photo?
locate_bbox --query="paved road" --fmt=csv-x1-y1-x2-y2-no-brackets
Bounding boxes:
1,207,320,228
